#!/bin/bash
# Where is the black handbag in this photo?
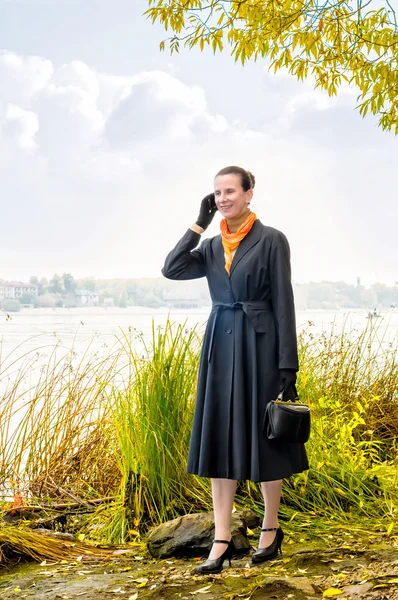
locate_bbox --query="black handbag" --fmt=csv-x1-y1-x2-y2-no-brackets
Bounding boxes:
263,393,311,443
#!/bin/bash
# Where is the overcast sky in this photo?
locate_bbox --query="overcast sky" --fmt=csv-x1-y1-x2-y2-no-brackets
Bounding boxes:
0,0,397,286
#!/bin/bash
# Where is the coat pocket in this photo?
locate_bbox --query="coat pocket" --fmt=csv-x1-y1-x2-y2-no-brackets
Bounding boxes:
246,307,270,333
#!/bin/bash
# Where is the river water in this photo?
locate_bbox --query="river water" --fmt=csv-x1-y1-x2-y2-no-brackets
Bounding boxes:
0,306,397,366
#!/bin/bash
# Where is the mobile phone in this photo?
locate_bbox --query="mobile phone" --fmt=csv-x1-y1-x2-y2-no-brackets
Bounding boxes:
209,193,217,211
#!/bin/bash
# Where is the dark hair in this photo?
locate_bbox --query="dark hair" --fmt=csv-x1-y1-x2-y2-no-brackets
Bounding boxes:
215,166,256,191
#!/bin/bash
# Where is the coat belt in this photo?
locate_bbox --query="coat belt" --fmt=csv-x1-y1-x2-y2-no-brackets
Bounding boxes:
208,301,272,363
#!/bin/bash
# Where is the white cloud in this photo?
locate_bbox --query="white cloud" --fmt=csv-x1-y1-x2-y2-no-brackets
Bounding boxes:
0,50,53,104
4,103,39,149
0,48,396,286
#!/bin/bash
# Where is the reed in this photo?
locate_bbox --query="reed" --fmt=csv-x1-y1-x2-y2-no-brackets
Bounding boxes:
97,321,202,542
0,336,121,500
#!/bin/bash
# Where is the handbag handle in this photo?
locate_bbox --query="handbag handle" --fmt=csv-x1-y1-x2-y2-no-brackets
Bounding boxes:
277,391,300,402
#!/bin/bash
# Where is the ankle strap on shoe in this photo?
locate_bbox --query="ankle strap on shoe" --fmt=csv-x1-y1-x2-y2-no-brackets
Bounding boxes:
214,539,231,544
261,528,278,532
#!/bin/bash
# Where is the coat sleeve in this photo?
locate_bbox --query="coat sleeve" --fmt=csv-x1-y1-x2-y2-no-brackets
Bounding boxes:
162,228,206,280
269,230,299,371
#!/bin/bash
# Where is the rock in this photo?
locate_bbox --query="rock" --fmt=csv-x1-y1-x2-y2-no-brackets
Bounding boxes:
343,582,374,595
146,511,254,559
238,508,261,530
34,529,76,541
259,576,316,596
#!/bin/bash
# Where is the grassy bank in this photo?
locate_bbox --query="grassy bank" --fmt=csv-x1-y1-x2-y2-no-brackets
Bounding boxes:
1,315,397,548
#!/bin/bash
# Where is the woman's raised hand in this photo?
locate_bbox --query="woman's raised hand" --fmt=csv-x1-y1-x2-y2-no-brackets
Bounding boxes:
196,193,218,231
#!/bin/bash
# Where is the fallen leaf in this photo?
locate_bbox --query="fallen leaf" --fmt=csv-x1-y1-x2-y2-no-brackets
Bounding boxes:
387,522,394,536
76,533,85,541
128,595,138,600
323,588,344,597
190,584,213,595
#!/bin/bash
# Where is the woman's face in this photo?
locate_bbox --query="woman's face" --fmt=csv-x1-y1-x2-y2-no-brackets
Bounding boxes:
214,174,253,220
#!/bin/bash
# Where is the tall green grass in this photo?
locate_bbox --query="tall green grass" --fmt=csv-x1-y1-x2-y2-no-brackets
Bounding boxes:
1,314,397,544
96,321,202,542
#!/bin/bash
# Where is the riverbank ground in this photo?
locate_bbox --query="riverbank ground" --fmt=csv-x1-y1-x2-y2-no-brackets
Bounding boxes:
1,526,398,599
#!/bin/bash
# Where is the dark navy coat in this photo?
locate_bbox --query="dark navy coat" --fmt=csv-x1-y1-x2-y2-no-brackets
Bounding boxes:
162,219,309,482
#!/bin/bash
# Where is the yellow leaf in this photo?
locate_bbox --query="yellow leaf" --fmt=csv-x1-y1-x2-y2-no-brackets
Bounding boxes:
190,585,213,594
323,588,344,597
386,522,394,536
77,533,85,541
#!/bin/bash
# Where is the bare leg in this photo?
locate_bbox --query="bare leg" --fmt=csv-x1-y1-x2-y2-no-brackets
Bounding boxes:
259,479,282,548
208,478,237,559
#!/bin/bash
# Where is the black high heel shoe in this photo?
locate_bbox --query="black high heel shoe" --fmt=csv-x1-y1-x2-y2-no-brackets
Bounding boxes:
196,539,233,575
251,527,284,564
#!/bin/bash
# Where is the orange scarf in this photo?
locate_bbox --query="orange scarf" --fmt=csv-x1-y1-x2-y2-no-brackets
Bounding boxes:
220,211,257,275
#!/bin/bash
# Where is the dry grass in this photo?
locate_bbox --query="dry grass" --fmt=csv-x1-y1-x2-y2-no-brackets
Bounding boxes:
0,526,105,564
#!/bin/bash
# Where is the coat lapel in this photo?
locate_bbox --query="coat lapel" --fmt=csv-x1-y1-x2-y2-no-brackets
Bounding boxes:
212,235,229,279
230,219,262,276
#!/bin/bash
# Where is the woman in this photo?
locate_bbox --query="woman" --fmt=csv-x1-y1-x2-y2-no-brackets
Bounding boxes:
162,166,308,574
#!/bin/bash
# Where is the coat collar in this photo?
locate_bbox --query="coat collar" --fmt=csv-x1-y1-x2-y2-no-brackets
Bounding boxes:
212,219,263,278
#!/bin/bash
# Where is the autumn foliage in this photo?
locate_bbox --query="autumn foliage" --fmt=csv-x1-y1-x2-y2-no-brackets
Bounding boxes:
145,0,398,133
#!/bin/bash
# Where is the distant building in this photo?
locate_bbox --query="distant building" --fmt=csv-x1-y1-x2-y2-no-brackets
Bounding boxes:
163,292,200,309
71,289,99,307
0,280,38,300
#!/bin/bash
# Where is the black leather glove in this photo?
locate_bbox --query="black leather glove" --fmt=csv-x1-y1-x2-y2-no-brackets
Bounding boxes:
279,369,298,401
196,193,217,230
